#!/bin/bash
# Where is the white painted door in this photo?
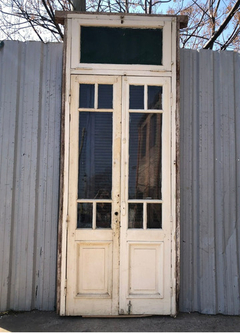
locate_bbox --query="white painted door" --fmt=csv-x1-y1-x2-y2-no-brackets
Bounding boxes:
66,75,175,316
119,76,173,315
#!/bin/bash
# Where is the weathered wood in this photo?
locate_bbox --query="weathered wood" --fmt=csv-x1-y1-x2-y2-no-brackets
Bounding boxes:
55,11,188,28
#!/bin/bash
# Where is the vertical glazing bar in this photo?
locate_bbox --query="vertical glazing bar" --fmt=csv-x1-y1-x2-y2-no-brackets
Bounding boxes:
144,84,148,111
94,83,98,109
143,202,147,229
121,78,128,211
92,201,96,229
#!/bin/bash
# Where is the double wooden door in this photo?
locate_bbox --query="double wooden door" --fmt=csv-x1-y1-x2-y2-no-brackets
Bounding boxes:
66,74,174,316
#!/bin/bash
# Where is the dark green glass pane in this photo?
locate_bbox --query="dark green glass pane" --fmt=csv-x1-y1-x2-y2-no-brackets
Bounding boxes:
81,26,162,65
128,203,143,228
147,203,162,229
79,84,95,108
129,85,144,109
96,203,111,228
148,86,162,109
77,203,92,228
98,84,113,109
149,114,157,148
78,112,112,199
129,113,162,200
141,124,147,158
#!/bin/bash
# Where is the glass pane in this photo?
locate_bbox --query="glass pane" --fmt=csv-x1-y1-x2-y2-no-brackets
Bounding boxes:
78,112,112,199
79,84,95,108
129,113,162,200
129,85,144,110
128,203,143,229
147,203,162,229
80,26,163,65
148,86,163,109
96,203,111,228
149,114,157,148
77,203,92,228
98,84,113,109
141,125,147,158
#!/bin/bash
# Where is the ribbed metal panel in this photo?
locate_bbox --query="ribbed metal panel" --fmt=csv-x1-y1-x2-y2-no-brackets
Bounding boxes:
1,42,240,315
0,41,63,311
179,49,240,315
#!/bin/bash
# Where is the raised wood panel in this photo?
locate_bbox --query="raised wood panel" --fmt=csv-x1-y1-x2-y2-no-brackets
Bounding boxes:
128,243,163,298
77,242,112,297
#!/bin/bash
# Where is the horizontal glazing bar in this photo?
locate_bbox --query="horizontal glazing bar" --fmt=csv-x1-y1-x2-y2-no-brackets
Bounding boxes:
77,199,112,203
129,110,163,113
78,108,113,112
128,199,163,203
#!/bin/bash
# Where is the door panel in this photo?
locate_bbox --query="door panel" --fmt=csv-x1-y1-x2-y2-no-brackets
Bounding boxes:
66,75,121,315
128,243,163,296
119,76,172,315
66,75,174,316
77,242,112,296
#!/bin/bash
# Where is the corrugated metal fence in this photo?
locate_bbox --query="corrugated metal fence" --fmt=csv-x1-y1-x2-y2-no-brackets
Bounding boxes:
0,42,240,314
179,49,240,315
0,41,62,311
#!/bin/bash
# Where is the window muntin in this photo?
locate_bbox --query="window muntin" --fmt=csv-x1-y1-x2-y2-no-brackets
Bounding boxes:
79,84,113,109
128,83,163,229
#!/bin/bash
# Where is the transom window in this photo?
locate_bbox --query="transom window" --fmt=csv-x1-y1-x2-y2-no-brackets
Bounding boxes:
80,26,163,65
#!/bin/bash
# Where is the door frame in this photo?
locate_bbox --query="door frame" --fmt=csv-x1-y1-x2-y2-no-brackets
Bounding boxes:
56,13,181,316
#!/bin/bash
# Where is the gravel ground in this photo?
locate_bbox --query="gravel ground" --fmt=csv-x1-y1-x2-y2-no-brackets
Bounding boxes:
0,310,240,332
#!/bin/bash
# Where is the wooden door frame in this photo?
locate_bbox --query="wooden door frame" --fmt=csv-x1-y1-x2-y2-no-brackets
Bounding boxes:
56,12,186,315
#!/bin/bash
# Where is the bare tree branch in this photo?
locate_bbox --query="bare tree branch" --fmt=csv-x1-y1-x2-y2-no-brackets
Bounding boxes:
221,23,240,49
0,0,239,51
41,0,63,38
203,0,240,48
213,0,221,16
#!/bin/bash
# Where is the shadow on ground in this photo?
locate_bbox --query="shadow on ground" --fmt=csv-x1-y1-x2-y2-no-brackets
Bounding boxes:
0,310,240,332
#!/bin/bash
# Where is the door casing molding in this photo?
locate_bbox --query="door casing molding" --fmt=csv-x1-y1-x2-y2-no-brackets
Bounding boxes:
56,13,180,316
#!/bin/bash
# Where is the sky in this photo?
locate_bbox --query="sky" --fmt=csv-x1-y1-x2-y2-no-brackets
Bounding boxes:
0,0,238,50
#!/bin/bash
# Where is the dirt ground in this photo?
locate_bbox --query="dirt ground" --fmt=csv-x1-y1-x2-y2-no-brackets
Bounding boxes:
0,310,240,332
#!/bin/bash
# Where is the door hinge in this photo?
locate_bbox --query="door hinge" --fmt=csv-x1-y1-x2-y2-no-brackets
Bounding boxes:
170,93,173,106
68,90,71,104
64,279,67,297
127,300,132,315
65,215,69,230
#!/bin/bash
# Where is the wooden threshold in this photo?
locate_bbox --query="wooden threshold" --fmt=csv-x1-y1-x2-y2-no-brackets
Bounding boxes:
82,314,153,318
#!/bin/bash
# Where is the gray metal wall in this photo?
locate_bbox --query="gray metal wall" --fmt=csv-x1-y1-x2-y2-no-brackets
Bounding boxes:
0,41,63,311
179,49,240,315
1,42,240,314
